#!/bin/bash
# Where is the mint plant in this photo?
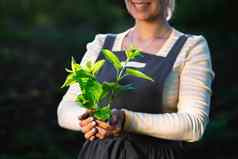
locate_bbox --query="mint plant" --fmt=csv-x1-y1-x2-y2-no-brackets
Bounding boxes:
61,48,153,121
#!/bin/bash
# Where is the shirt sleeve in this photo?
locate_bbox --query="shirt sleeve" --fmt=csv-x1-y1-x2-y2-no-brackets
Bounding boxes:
57,34,106,131
122,35,215,142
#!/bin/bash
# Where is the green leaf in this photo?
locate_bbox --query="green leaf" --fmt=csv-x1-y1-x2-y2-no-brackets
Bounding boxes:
120,83,136,92
61,73,76,88
74,69,93,82
99,89,109,100
125,48,143,60
65,68,73,73
126,68,154,81
71,56,81,72
102,49,122,72
76,95,96,109
102,81,121,92
75,77,104,109
77,78,90,94
120,61,126,67
83,79,103,104
102,82,135,94
100,82,112,99
92,60,105,75
84,61,93,72
93,106,112,121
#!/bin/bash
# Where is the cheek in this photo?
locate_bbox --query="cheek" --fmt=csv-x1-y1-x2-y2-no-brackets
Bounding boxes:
125,0,133,15
151,1,161,14
153,3,161,16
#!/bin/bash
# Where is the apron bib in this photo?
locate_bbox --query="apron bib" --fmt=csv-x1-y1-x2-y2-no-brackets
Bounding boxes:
78,34,188,159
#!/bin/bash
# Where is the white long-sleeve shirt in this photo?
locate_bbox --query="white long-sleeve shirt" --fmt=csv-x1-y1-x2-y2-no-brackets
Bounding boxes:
57,27,215,142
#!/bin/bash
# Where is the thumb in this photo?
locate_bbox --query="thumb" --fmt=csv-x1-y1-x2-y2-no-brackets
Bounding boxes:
108,109,119,126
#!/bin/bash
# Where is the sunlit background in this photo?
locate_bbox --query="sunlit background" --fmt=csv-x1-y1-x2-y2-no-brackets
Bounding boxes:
0,0,237,158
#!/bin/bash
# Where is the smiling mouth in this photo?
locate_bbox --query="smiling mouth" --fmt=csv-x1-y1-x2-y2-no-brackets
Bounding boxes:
132,1,150,8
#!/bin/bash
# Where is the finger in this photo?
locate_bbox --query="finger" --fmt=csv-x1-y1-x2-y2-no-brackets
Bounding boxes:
89,136,96,141
84,128,97,140
80,117,94,127
96,126,112,139
96,132,102,139
95,126,106,139
96,120,112,130
81,121,96,133
112,128,121,136
78,111,90,120
78,109,96,120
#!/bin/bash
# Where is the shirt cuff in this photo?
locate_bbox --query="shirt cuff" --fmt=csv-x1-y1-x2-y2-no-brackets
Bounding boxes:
121,108,137,132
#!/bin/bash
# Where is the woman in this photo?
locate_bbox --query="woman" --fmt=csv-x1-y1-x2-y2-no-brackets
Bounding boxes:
57,0,215,158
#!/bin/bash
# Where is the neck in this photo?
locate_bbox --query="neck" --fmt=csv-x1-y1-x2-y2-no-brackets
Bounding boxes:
134,19,171,41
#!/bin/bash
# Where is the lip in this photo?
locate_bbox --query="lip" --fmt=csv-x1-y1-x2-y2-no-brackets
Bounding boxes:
132,0,150,3
131,1,150,6
132,3,150,9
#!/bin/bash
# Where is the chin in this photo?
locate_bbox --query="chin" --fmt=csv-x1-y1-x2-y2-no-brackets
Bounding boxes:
132,14,151,21
128,7,155,21
126,0,160,22
131,12,160,22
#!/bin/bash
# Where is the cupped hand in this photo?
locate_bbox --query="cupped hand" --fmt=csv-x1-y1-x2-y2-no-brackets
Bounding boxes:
95,120,121,139
79,110,97,141
95,109,125,139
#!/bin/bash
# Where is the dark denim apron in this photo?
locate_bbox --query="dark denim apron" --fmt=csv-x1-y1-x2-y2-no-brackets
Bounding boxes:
78,34,188,159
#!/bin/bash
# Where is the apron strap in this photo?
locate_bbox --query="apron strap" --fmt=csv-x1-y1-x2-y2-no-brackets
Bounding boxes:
166,35,188,63
102,34,117,50
97,34,117,60
100,34,188,89
157,35,189,88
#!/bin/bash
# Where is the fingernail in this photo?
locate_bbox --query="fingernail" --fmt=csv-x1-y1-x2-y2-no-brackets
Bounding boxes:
92,121,96,126
90,117,94,121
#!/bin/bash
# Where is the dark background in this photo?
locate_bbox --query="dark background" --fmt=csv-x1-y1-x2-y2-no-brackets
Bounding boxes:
0,0,237,158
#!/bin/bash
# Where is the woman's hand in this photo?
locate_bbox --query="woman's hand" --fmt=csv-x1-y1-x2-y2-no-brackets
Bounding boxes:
95,109,125,139
79,109,125,140
79,111,97,141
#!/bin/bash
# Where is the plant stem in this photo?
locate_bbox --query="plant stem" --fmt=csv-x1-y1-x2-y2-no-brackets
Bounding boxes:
109,58,130,108
117,58,129,82
108,90,114,106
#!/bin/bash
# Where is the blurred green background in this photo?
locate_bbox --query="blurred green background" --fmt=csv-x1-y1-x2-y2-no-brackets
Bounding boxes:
0,0,237,158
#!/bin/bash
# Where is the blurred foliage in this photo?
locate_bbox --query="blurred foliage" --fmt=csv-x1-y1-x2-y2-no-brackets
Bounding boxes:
0,0,237,159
